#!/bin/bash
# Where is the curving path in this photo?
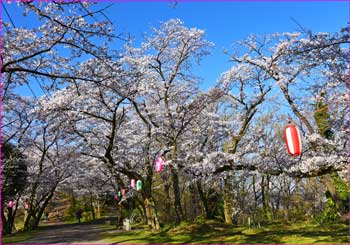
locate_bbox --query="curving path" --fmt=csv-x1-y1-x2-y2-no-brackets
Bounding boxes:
16,219,117,244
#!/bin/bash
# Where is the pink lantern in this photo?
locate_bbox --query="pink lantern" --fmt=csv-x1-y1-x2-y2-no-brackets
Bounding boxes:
284,124,302,156
155,156,164,172
115,194,119,201
25,203,29,210
8,200,14,208
131,179,136,188
121,189,126,196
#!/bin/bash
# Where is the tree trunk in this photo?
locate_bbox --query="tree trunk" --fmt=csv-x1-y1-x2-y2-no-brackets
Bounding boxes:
90,200,96,220
189,182,200,221
115,205,122,227
223,179,233,225
23,210,33,231
135,198,146,222
170,141,183,224
24,187,56,231
223,198,233,225
97,202,101,218
144,197,160,231
143,172,160,231
9,195,21,234
164,181,172,223
171,169,183,224
34,191,55,229
273,189,281,219
261,175,272,221
1,204,9,235
7,208,13,234
253,175,258,210
196,180,212,219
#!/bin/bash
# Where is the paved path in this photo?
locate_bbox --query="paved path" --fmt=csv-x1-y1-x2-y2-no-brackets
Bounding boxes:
19,219,117,244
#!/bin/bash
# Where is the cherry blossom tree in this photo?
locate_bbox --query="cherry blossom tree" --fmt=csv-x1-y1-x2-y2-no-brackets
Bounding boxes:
1,1,123,231
228,30,349,213
184,29,349,217
19,113,78,230
123,19,218,224
38,18,220,228
1,1,120,146
2,1,119,98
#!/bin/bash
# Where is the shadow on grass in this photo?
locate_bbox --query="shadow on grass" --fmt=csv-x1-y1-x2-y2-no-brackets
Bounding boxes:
241,225,348,244
109,223,349,244
109,229,175,244
110,228,245,244
242,234,283,244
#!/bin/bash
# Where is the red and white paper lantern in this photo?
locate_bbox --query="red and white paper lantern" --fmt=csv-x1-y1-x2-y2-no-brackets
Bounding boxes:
284,124,302,156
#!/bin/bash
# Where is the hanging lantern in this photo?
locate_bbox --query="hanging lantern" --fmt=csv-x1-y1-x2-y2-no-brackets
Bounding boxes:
284,124,302,156
131,179,136,188
118,191,121,197
136,180,142,191
121,189,126,196
8,200,14,208
25,203,29,210
115,194,119,201
155,156,164,172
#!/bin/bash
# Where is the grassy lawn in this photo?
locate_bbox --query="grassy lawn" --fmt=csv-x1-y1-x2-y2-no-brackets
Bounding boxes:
2,230,39,244
2,219,348,244
99,220,349,244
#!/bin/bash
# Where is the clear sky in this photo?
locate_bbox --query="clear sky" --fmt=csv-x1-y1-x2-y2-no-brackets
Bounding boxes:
104,1,349,90
2,1,349,94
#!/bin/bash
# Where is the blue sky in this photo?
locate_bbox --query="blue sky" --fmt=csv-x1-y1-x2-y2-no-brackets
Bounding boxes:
2,1,349,95
104,1,349,90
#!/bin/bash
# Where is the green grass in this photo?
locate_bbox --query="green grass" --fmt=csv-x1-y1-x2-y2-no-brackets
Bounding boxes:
2,219,349,244
99,220,349,244
2,230,39,244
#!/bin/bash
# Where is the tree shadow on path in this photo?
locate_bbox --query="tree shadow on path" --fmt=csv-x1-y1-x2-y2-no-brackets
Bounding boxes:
6,218,117,244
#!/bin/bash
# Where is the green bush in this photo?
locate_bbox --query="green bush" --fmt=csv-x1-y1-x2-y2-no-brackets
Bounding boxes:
314,194,340,224
331,173,349,211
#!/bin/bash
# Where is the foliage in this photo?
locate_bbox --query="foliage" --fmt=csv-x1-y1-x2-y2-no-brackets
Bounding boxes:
1,142,28,201
314,99,331,138
331,173,349,213
315,193,340,224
